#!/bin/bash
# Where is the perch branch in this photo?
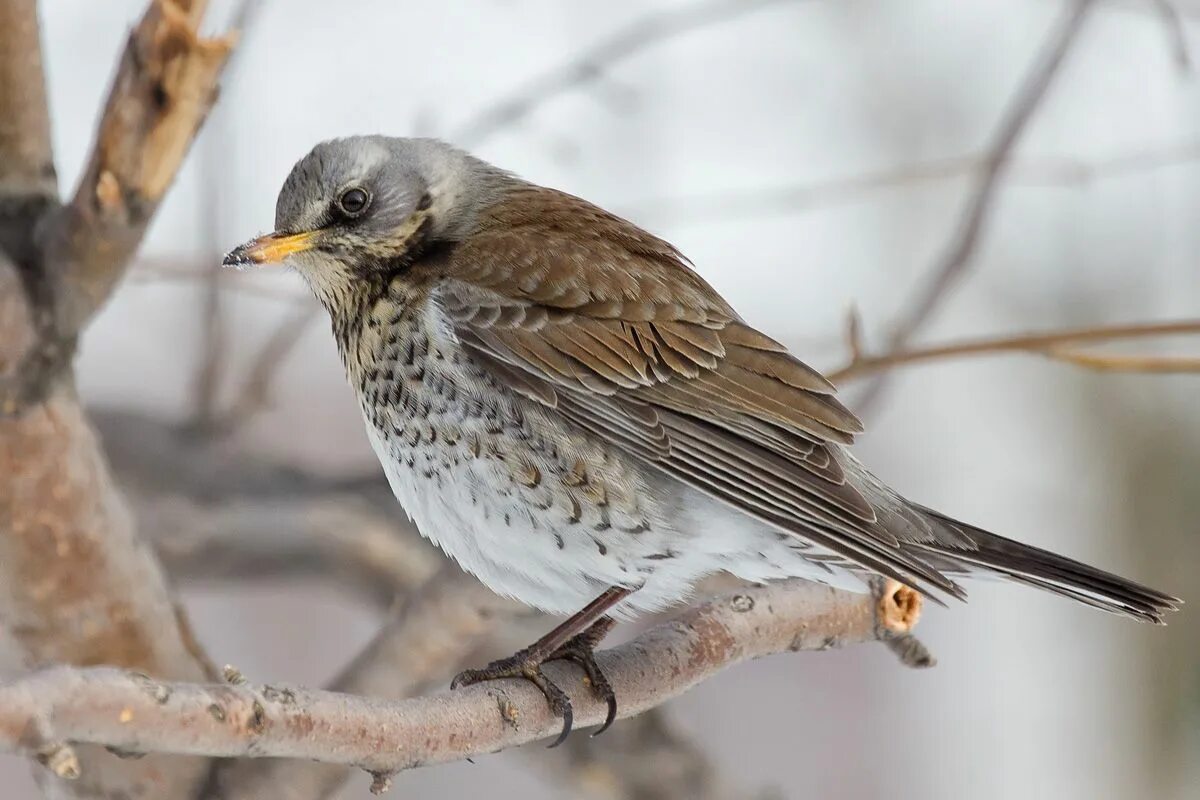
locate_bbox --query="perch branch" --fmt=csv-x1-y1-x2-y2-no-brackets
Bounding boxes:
854,0,1094,414
211,568,524,800
828,319,1200,382
0,579,926,788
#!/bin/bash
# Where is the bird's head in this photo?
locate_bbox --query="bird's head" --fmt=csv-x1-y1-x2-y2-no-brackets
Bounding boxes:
223,136,506,304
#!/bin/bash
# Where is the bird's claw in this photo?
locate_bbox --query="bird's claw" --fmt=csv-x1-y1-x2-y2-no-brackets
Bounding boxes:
451,649,575,747
449,621,618,746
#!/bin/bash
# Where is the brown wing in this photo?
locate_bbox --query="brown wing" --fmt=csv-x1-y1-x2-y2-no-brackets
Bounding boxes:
439,185,963,598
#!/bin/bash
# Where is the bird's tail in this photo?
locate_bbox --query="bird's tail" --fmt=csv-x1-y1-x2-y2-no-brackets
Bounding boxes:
907,506,1180,624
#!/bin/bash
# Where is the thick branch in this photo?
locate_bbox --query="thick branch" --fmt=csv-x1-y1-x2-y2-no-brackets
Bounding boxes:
0,0,56,209
0,391,215,798
0,2,244,796
211,569,524,799
854,0,1094,414
43,0,233,340
0,580,926,785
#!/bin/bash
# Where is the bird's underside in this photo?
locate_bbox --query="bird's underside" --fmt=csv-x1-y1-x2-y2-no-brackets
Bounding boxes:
226,135,1179,746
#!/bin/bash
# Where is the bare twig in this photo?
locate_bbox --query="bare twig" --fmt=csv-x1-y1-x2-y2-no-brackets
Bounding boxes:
854,0,1095,415
452,0,795,147
828,319,1200,382
623,138,1200,226
0,580,927,786
1042,348,1200,373
227,0,800,438
189,0,270,434
1149,0,1192,70
548,708,776,800
141,494,438,608
214,302,322,433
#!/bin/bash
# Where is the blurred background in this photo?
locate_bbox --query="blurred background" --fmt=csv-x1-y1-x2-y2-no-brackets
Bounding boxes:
4,0,1198,797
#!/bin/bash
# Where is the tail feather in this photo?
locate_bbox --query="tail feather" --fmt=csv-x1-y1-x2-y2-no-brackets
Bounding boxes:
909,506,1181,624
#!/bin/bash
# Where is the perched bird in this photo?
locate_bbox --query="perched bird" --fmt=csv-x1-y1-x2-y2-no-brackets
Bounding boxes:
225,136,1178,744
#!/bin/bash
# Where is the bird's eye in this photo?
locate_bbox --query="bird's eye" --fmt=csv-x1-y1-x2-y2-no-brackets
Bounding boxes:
336,187,370,218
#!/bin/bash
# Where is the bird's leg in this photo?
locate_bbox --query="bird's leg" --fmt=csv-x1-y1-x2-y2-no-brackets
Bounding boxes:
545,615,619,736
451,586,631,747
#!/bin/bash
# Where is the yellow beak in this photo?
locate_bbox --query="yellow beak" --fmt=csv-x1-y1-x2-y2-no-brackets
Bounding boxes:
222,231,317,269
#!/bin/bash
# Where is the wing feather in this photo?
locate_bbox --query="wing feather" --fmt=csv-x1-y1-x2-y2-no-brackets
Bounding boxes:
438,185,964,599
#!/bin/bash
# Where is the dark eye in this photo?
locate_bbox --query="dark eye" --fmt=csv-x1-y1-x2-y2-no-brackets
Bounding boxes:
336,187,370,218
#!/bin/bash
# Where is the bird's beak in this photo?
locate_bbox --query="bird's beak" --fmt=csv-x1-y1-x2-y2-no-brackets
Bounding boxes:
222,231,317,270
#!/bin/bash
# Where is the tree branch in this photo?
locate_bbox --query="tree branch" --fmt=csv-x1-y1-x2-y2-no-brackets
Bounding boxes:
451,0,795,147
0,2,246,796
546,708,777,800
0,0,56,210
141,493,439,609
621,138,1200,227
828,319,1200,383
41,0,234,344
221,0,804,425
0,580,927,790
210,568,524,799
854,0,1095,415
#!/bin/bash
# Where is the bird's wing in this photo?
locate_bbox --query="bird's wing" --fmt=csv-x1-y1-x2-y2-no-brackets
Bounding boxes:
437,186,964,598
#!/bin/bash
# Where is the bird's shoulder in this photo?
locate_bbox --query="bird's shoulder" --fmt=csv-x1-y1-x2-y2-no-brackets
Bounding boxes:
442,184,734,326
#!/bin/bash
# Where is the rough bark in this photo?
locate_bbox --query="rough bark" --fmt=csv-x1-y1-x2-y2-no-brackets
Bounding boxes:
0,1,238,796
0,580,927,788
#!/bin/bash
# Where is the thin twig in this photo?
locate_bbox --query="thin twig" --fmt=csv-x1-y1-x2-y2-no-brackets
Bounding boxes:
622,139,1200,226
452,0,796,147
231,0,799,424
211,303,321,434
1043,348,1200,373
828,319,1200,382
189,0,269,433
141,494,438,609
854,0,1095,415
0,580,927,786
1149,0,1192,70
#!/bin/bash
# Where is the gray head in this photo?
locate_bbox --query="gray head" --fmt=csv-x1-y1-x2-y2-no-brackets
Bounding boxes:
223,136,510,300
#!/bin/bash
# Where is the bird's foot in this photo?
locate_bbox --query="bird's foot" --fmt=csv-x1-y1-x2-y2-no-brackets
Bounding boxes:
451,647,576,747
546,617,618,737
450,617,618,747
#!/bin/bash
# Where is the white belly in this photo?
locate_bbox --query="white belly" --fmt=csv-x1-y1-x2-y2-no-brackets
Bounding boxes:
365,421,868,617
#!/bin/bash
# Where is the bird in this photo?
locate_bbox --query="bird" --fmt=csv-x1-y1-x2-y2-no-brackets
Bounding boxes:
224,136,1179,745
